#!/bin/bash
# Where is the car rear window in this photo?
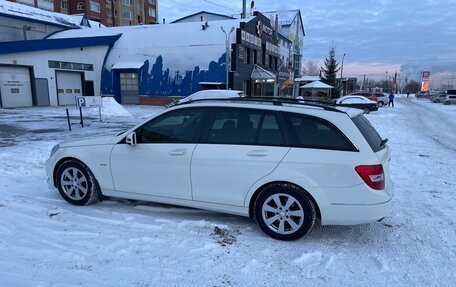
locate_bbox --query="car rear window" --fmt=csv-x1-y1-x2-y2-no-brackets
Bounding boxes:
352,115,385,152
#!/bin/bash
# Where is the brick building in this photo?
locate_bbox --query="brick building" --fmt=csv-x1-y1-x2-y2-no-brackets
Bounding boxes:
7,0,158,26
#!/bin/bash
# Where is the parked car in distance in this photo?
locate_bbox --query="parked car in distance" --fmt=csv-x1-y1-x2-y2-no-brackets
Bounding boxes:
349,92,388,107
372,93,389,107
430,93,448,103
415,91,431,98
443,95,456,105
178,89,244,103
46,97,393,241
336,95,379,114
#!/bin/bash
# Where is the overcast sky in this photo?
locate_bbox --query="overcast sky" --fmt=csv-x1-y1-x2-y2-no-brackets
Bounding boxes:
159,0,456,80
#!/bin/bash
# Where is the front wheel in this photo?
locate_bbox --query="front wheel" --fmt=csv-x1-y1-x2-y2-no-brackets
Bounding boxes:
444,101,450,105
378,101,384,107
254,183,316,240
56,159,100,206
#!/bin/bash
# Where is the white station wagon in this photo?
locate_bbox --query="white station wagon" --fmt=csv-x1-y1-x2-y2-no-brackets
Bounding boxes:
46,97,393,240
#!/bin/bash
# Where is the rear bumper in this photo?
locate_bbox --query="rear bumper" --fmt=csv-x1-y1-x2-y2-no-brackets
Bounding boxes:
321,199,392,225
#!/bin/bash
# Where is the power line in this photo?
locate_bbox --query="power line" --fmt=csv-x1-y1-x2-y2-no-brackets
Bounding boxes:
202,0,239,13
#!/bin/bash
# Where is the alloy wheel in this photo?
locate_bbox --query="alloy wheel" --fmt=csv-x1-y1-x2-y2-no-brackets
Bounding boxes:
261,193,304,235
60,167,89,201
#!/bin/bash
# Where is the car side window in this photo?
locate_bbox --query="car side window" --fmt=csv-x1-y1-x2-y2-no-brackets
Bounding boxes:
257,113,284,146
285,113,356,151
138,108,205,143
206,108,261,144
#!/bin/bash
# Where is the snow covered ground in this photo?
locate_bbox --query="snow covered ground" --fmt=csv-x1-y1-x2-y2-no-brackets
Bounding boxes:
0,97,455,286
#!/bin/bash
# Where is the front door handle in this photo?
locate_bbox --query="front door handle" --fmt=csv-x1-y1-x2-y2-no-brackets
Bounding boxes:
247,150,269,157
169,149,187,156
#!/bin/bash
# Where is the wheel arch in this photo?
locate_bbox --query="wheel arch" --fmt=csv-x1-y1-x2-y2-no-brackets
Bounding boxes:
247,181,321,221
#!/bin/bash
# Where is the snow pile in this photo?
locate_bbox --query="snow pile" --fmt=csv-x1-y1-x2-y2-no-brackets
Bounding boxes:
101,97,131,117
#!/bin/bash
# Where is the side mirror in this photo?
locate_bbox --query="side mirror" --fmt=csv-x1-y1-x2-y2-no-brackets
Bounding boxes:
126,132,137,145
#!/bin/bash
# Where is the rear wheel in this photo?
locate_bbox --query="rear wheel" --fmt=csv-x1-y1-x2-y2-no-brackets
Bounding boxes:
378,101,384,107
435,99,441,103
363,107,370,114
444,101,450,105
56,159,100,206
254,183,316,240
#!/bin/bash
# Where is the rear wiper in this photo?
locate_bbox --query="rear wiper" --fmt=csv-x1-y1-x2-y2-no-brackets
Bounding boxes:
380,138,388,146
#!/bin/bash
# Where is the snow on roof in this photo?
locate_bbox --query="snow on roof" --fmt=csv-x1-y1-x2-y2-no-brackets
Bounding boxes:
262,10,300,26
0,1,102,29
300,80,333,89
294,76,321,82
170,11,235,23
112,62,145,69
51,19,247,72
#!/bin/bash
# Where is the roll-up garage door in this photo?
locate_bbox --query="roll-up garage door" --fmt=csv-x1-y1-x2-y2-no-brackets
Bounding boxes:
0,66,33,108
56,71,83,106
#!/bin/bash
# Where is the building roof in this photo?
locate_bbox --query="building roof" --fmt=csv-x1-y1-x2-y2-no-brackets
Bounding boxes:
170,11,235,23
261,10,305,36
251,64,276,80
50,19,247,72
300,80,333,89
0,1,103,29
294,76,321,82
0,35,121,54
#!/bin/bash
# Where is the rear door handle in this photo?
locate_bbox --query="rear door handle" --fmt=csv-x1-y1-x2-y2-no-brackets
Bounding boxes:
247,150,269,157
169,149,187,156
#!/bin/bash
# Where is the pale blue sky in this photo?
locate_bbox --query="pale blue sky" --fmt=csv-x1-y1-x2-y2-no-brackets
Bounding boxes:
159,0,456,79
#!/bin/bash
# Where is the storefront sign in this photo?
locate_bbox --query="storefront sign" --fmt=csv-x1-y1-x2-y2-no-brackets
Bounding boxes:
256,20,273,37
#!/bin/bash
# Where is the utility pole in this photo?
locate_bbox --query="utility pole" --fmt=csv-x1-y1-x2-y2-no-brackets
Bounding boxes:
242,0,246,18
340,53,346,95
221,26,235,89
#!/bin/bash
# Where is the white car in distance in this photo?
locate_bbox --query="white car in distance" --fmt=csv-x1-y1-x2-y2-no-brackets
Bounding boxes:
46,97,393,240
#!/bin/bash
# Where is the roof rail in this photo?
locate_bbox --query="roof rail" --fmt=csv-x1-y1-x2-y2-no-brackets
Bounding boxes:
175,96,344,113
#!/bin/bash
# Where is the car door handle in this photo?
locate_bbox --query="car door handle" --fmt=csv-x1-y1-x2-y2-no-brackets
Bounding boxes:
168,149,187,156
247,150,269,157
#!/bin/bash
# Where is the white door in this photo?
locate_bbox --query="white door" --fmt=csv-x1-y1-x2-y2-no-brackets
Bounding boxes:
0,66,33,108
110,108,207,200
56,71,83,105
191,108,290,206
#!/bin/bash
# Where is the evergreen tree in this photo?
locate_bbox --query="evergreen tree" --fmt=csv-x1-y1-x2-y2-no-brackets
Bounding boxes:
321,47,340,98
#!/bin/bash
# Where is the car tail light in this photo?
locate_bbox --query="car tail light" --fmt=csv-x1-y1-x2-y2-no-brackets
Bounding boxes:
355,164,385,190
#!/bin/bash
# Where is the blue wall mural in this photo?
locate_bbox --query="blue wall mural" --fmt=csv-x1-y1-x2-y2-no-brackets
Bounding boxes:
101,53,227,99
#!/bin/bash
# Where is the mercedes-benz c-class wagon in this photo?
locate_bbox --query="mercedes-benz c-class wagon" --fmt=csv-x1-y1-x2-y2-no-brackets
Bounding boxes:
46,97,393,240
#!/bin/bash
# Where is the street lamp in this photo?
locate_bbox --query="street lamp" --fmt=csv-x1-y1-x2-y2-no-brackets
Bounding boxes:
340,53,346,95
221,26,235,89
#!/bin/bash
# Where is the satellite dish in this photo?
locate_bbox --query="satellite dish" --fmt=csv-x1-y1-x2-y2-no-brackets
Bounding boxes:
251,1,255,9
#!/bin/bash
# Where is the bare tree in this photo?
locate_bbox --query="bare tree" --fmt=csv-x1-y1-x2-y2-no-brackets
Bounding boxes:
302,60,320,76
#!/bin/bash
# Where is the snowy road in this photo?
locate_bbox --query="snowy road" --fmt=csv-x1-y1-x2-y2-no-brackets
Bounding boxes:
0,97,455,286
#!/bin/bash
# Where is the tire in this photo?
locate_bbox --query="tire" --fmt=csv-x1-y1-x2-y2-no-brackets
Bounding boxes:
56,159,100,206
444,101,450,105
435,99,441,103
378,101,384,107
363,107,370,114
254,183,316,241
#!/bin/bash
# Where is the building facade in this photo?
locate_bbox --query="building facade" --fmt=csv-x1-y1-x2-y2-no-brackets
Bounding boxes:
0,12,282,107
7,0,158,26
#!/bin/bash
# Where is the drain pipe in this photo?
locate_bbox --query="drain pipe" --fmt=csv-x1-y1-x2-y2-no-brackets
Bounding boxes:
23,25,32,40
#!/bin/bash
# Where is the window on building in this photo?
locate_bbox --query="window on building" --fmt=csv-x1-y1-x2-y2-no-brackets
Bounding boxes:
245,47,251,64
77,2,84,10
253,50,257,64
114,9,118,16
120,72,138,91
106,8,112,18
89,1,100,13
122,10,132,19
148,0,155,4
274,57,278,70
268,55,273,68
61,0,68,9
122,0,131,5
148,7,156,17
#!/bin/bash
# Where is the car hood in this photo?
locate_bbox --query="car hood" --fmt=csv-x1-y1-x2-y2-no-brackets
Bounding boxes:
59,135,117,148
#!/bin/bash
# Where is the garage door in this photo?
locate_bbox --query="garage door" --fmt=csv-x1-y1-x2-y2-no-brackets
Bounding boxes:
56,71,83,106
0,66,33,108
